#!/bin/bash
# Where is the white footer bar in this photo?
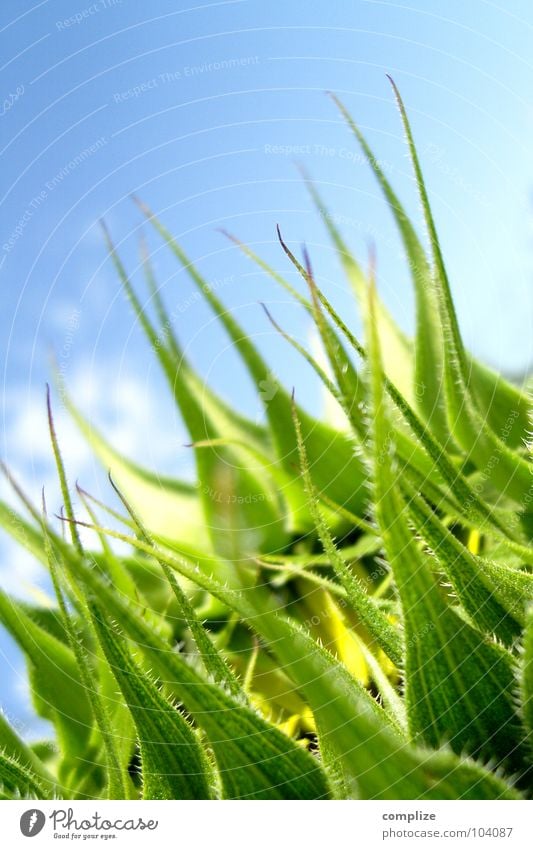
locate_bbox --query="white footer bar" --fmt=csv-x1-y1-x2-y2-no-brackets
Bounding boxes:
2,799,532,848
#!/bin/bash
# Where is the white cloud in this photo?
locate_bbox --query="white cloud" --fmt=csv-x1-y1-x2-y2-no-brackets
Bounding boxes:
0,357,192,598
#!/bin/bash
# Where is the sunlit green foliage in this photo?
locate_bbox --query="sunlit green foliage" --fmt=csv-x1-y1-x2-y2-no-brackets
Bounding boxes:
1,81,531,800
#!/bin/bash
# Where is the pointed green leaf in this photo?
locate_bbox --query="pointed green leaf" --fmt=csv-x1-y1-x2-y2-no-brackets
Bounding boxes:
0,589,94,760
138,200,369,527
0,711,57,797
366,276,529,779
90,603,212,800
86,590,331,800
44,521,130,800
302,168,416,409
402,476,531,645
0,752,48,799
521,605,533,747
292,395,402,666
108,474,242,701
68,516,518,798
386,77,531,503
331,90,530,450
313,283,533,566
65,398,209,550
102,222,286,557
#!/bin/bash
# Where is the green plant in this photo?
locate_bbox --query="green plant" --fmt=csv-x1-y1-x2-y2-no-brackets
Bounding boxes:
1,80,532,801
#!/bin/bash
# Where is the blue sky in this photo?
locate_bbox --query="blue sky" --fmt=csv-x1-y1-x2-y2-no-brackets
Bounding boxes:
1,0,533,736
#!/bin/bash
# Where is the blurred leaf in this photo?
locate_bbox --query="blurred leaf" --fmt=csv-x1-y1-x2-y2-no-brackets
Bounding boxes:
0,590,93,763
